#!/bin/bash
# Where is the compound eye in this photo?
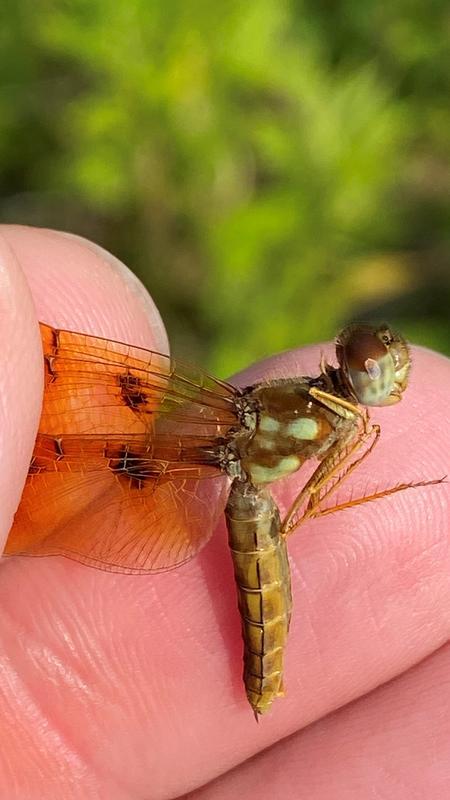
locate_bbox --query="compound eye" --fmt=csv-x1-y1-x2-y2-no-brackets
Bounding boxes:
337,325,409,407
343,330,386,374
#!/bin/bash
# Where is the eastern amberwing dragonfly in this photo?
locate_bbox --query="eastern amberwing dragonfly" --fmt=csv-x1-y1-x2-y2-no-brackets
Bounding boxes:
4,322,440,716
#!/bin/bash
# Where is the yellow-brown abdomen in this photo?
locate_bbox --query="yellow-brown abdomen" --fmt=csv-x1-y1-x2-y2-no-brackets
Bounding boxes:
225,480,292,715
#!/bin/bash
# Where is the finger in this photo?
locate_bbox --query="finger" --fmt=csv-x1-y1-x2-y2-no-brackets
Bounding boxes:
0,232,43,551
183,638,450,799
0,226,174,800
0,224,168,351
266,343,450,724
162,344,448,795
0,227,448,799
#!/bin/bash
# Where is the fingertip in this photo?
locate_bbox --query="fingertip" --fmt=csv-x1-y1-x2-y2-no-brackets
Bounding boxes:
0,225,169,354
0,233,43,550
0,223,170,551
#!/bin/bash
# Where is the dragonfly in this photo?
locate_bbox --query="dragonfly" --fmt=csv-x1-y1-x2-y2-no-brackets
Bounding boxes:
4,322,440,716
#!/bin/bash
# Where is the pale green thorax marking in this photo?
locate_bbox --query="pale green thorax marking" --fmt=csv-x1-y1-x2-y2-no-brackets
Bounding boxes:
286,417,319,440
259,415,281,433
251,455,300,485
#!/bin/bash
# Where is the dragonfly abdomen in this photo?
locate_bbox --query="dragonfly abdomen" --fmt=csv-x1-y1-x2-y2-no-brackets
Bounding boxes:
225,480,292,715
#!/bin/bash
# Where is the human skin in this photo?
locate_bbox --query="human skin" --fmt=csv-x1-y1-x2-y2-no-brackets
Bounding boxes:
0,225,448,800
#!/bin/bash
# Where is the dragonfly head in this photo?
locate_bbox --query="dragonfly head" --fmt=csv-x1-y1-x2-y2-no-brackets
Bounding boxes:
335,324,411,407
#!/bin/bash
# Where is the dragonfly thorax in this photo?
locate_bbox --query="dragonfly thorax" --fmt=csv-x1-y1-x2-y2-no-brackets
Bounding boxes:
237,381,341,487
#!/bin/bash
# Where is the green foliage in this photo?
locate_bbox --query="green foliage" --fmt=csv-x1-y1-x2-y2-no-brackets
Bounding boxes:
0,0,448,372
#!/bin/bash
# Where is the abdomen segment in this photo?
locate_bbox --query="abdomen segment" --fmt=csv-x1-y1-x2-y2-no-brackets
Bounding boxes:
225,480,292,715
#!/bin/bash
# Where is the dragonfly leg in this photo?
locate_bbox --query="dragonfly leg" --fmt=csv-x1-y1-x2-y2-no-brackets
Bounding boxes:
282,428,444,537
308,387,370,431
290,477,446,529
281,424,380,537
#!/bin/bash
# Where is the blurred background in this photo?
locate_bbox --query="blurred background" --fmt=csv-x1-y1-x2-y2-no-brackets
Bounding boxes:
0,1,448,374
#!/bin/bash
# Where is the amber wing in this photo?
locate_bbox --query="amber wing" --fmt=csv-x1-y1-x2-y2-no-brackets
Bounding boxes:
5,324,239,573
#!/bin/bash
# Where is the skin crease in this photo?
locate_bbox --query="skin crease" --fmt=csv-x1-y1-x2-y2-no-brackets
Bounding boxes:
0,225,448,800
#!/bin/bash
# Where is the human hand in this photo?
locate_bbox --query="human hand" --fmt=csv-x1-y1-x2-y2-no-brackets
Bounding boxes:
0,225,448,800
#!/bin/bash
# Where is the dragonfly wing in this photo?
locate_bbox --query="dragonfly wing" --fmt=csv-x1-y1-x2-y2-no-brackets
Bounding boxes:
5,324,238,573
40,323,238,436
6,466,229,574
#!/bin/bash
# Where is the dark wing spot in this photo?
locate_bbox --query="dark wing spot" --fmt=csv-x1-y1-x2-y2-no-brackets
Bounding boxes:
118,374,148,409
43,329,60,383
28,436,65,474
44,355,56,381
53,328,60,350
106,444,157,490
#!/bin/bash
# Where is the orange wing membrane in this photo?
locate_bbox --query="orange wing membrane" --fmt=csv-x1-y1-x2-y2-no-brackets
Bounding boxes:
5,324,239,573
